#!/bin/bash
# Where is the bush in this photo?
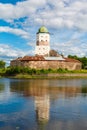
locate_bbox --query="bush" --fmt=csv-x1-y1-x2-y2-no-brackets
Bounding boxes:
6,67,21,75
0,60,6,69
4,66,87,76
57,68,63,72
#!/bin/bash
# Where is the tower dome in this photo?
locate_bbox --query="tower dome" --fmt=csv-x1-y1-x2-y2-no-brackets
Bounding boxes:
37,26,49,33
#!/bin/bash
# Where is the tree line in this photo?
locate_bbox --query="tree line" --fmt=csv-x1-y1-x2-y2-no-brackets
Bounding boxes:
68,55,87,69
0,60,6,68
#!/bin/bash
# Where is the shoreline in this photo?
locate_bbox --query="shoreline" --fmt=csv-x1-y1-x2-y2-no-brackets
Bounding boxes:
1,73,87,79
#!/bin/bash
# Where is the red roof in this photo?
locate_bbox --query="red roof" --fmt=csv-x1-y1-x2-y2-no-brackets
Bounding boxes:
11,56,81,63
20,56,45,61
64,58,81,63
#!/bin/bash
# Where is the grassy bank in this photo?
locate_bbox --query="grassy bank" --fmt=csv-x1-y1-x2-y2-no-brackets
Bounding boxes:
5,73,87,79
0,67,87,79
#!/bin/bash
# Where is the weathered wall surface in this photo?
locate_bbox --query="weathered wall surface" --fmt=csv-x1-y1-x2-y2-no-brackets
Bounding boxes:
11,60,82,70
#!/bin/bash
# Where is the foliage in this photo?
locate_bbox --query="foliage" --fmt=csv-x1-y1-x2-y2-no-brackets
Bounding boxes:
68,55,87,69
0,60,6,68
1,66,87,77
0,84,5,91
4,67,74,75
81,86,87,94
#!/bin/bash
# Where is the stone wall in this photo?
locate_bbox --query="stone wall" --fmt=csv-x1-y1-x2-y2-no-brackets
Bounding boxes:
11,60,82,70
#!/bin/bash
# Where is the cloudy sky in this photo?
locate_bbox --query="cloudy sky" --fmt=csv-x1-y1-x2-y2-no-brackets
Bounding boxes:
0,0,87,65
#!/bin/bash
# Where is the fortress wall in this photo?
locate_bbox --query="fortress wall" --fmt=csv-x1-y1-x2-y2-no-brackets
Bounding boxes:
11,60,82,70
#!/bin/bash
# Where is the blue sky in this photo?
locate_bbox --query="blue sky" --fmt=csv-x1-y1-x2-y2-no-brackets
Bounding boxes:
0,0,87,65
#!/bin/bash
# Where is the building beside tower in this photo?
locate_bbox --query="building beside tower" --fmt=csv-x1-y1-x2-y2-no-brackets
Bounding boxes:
10,26,82,70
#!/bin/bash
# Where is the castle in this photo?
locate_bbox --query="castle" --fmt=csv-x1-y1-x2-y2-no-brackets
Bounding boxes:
10,26,82,70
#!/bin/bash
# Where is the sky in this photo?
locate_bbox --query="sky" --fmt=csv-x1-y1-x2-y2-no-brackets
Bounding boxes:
0,0,87,65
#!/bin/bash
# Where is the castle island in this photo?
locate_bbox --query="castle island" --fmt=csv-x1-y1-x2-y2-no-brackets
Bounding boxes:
10,26,81,70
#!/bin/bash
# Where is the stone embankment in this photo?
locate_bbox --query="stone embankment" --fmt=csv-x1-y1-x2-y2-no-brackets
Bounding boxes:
32,73,87,78
47,73,87,77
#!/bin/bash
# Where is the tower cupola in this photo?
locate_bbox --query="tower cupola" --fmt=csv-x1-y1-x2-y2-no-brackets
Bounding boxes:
37,26,49,33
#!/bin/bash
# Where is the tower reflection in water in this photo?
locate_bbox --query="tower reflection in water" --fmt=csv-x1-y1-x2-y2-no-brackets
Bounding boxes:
10,79,50,125
35,95,50,123
31,80,50,124
10,79,86,129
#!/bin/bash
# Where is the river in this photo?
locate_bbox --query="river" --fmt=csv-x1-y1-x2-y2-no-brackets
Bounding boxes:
0,78,87,130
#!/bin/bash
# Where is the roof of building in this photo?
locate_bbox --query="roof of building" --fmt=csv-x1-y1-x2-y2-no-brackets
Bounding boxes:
37,26,49,33
20,56,45,61
11,56,81,63
64,58,81,63
44,56,65,61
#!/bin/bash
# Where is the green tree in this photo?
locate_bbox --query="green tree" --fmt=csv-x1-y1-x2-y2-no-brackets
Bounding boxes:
68,55,78,60
79,57,87,69
0,60,6,68
68,55,87,69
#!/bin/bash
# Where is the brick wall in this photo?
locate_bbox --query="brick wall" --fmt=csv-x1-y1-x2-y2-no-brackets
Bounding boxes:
10,60,82,70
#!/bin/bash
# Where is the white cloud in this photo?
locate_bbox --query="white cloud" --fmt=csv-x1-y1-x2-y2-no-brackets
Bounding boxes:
0,44,25,57
34,0,87,30
27,42,35,47
0,26,29,39
0,0,46,20
51,41,87,57
0,44,34,64
0,0,87,31
0,0,87,60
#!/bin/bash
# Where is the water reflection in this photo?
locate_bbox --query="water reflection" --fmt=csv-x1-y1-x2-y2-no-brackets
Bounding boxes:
0,83,4,92
0,79,87,130
10,80,50,125
10,79,87,125
35,95,50,130
10,79,83,97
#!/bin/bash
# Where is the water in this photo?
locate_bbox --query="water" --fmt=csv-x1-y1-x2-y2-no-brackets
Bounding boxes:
0,78,87,130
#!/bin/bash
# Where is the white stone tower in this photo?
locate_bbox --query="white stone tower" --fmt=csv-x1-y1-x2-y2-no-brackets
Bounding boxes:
35,26,50,56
